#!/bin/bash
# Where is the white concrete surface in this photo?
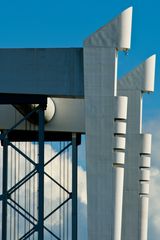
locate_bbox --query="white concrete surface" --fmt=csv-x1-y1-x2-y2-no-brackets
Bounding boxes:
118,55,156,240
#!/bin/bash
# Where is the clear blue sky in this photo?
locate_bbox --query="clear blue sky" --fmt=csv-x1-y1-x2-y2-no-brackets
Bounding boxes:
0,1,159,239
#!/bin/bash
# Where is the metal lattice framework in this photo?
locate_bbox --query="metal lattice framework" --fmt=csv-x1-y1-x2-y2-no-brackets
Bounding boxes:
0,96,80,240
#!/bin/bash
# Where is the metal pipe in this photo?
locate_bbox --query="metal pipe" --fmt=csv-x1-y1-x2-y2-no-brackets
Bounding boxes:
139,195,149,240
2,137,8,240
113,166,124,240
72,133,78,240
37,104,45,239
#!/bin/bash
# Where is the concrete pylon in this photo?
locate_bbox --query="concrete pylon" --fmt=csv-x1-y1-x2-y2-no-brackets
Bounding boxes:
118,55,156,240
84,7,133,240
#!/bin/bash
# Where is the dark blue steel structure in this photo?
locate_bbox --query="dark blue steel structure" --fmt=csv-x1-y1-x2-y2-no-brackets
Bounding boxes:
0,95,79,240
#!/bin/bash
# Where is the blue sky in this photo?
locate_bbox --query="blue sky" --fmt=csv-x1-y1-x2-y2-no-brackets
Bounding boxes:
0,0,160,239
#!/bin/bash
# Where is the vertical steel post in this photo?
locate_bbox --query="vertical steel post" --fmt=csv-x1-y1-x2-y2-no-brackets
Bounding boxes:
38,104,45,240
72,133,78,240
2,137,8,240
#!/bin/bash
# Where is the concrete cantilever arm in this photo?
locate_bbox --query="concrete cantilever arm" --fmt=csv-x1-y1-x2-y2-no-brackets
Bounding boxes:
119,54,156,93
84,7,133,50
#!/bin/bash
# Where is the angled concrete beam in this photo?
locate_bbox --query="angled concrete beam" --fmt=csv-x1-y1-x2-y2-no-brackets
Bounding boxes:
84,7,132,50
118,54,156,240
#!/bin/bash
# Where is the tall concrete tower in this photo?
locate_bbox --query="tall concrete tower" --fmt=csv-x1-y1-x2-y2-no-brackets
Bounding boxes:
118,55,156,240
84,7,132,240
